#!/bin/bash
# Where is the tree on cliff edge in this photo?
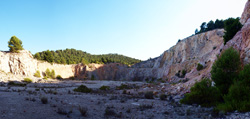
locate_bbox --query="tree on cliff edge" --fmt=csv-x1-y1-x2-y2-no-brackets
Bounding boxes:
8,36,24,53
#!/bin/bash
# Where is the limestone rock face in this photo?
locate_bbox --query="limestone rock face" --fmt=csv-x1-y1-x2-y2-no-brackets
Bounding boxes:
0,50,76,79
224,16,250,65
240,0,250,25
0,50,37,76
123,29,224,81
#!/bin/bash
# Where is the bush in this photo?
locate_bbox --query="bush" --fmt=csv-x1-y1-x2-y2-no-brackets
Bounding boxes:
73,85,92,93
8,81,26,87
23,78,32,83
8,36,24,53
180,78,221,107
34,70,41,77
104,107,116,116
196,63,204,71
41,96,48,104
217,64,250,112
78,106,88,116
211,47,241,95
217,81,250,112
223,17,242,44
99,86,110,90
51,69,56,79
56,75,63,79
182,70,187,77
91,75,95,80
160,94,167,100
44,69,56,79
116,84,131,90
145,91,154,99
45,68,51,78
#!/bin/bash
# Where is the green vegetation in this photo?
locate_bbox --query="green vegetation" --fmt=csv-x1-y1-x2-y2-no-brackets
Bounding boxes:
195,18,242,45
91,75,95,80
195,19,224,34
34,48,140,65
180,78,221,107
99,86,110,90
56,75,63,79
8,36,24,53
160,94,167,100
211,47,241,95
223,17,242,44
73,85,92,93
182,47,250,112
34,70,41,77
116,84,132,90
78,106,88,117
23,78,32,83
41,96,48,104
217,64,250,112
196,63,204,71
8,81,26,87
144,91,154,99
44,68,56,79
175,70,186,78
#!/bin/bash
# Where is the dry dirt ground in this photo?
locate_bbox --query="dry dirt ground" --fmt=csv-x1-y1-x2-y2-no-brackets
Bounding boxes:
0,80,249,119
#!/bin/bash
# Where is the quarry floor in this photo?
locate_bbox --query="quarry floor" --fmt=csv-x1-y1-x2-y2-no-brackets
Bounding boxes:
0,80,249,119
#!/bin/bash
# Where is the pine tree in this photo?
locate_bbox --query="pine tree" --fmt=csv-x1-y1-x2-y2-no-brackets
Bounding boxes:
8,36,24,53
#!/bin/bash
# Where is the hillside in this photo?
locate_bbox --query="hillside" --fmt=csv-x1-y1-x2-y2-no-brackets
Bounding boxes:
34,48,141,66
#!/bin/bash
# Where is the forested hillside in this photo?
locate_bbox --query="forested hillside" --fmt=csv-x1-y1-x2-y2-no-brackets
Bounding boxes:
34,48,141,65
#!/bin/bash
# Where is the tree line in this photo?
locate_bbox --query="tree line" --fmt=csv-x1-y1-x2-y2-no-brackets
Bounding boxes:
195,19,225,35
34,48,141,65
195,17,242,44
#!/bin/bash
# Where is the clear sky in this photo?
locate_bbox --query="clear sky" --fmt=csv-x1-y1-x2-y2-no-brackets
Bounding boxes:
0,0,247,60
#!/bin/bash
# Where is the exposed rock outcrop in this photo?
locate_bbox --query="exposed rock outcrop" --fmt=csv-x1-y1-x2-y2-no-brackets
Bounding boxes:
240,0,250,25
0,50,37,76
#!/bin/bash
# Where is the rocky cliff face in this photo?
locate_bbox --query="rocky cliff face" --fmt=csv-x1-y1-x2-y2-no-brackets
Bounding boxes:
0,50,37,76
122,29,224,82
0,50,77,80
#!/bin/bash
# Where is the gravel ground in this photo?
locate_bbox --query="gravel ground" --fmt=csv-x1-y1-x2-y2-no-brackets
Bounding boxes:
0,80,249,119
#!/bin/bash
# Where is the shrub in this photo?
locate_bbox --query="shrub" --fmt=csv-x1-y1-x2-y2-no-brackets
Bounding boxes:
41,96,48,104
34,70,41,77
91,75,95,80
217,64,250,112
182,70,187,77
8,36,24,53
211,47,241,95
196,63,204,71
99,86,110,90
139,104,153,111
73,85,92,93
8,81,26,87
223,17,242,44
160,94,167,100
144,91,154,99
116,84,130,90
44,69,56,79
78,106,88,116
217,81,250,112
51,69,56,79
104,107,116,116
56,75,63,79
57,108,68,115
23,78,32,83
45,68,51,78
180,78,221,107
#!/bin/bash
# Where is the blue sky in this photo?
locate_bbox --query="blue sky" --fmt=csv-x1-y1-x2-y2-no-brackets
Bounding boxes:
0,0,247,60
